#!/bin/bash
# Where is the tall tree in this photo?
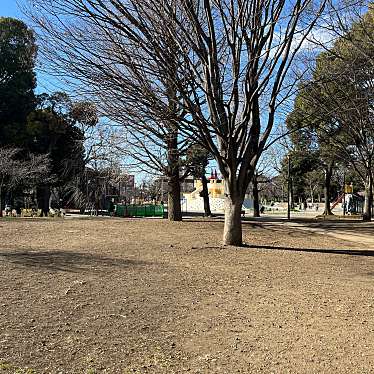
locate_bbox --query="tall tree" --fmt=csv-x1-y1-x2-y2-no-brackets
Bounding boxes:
291,8,374,219
26,93,87,185
26,92,90,211
27,1,191,222
0,17,37,146
29,0,331,244
286,88,341,215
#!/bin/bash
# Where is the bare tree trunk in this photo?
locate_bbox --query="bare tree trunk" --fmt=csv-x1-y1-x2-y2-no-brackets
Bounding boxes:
167,174,182,221
223,196,243,246
166,123,182,221
253,177,260,218
289,179,294,210
323,164,333,215
37,185,51,217
29,0,329,247
363,173,373,221
0,185,2,217
95,188,99,216
201,174,212,217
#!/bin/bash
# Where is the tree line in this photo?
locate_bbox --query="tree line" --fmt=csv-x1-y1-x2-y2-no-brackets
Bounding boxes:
1,0,372,245
0,17,98,216
27,0,337,245
284,6,374,220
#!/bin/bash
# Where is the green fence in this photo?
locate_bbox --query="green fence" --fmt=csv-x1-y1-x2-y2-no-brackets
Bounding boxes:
115,204,164,218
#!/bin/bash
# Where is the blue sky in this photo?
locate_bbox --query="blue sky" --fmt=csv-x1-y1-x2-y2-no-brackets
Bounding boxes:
0,0,23,19
1,0,59,93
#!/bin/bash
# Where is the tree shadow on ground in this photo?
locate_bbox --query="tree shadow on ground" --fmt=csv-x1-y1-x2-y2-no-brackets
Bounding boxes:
305,222,374,236
240,218,374,238
0,250,151,273
245,244,374,257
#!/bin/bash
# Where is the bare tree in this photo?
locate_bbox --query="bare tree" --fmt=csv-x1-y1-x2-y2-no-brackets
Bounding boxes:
0,147,50,216
26,0,196,221
106,124,191,221
0,148,21,216
28,0,334,244
304,169,324,204
251,151,279,217
165,0,331,244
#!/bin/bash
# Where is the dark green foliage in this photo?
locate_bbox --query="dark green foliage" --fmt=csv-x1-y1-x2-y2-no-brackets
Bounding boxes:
0,18,100,212
186,144,210,179
26,93,87,188
285,8,374,215
0,17,37,146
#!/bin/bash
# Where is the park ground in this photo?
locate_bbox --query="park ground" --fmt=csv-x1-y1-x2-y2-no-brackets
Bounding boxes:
1,217,374,373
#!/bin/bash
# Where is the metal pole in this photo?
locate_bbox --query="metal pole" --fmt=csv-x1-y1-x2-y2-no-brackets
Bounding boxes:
287,155,291,220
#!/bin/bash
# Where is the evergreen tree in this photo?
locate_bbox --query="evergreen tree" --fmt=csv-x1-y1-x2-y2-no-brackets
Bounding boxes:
0,18,37,146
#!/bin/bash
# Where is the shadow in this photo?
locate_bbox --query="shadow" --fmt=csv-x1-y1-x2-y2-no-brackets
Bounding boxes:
305,222,374,235
239,217,374,237
0,250,151,273
245,244,374,257
182,213,224,220
241,216,366,223
242,216,290,223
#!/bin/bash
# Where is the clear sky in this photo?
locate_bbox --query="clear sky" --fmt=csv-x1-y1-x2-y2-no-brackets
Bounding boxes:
0,0,23,19
0,0,59,93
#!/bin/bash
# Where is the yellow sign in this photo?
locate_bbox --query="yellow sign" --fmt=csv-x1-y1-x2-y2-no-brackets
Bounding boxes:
344,184,353,194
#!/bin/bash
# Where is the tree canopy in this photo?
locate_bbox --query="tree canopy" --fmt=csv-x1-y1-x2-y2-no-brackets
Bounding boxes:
0,17,37,146
286,6,374,218
28,0,332,244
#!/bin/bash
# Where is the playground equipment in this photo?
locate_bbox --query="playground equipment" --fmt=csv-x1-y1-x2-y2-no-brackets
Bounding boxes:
183,170,254,213
115,204,164,218
331,184,364,214
343,194,364,214
331,192,344,210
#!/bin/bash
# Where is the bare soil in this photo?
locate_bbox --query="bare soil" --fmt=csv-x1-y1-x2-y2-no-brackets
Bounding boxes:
1,217,374,373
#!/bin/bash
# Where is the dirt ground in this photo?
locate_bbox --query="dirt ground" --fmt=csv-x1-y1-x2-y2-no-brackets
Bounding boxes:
1,216,374,374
